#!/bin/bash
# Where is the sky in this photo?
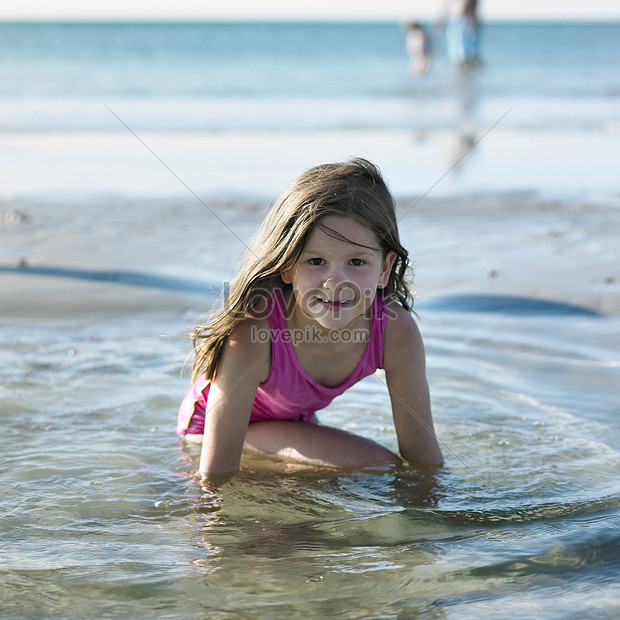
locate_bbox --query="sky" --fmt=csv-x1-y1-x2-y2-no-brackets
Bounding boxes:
0,0,618,21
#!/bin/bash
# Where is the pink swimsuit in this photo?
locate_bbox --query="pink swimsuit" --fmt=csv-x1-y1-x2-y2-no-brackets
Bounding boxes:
176,288,387,435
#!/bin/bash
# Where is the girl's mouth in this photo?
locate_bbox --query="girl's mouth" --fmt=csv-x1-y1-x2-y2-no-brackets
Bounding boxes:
316,296,352,308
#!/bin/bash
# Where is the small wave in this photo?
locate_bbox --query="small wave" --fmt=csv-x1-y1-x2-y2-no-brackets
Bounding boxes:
425,495,620,525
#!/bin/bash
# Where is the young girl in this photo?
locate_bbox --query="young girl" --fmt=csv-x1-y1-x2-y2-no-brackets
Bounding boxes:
178,158,443,478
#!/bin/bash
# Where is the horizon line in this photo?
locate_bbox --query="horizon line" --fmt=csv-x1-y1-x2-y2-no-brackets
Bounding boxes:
0,14,618,23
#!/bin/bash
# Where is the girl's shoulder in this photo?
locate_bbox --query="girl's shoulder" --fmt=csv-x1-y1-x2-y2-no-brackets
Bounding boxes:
223,313,272,383
230,310,271,348
382,302,426,372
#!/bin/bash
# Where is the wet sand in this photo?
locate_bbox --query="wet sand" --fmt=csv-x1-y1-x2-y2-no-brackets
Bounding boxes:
1,184,619,320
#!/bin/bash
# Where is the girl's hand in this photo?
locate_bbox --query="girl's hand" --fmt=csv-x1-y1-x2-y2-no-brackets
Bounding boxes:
383,305,444,467
199,317,271,476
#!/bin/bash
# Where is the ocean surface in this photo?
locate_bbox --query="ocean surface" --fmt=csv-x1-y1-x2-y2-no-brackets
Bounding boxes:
1,21,620,618
1,21,619,132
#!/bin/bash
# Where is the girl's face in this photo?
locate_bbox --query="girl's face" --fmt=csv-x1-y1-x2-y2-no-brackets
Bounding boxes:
281,216,396,331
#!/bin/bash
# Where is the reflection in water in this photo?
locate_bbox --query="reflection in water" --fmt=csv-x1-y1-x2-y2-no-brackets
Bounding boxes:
405,2,483,178
445,73,481,174
184,453,620,617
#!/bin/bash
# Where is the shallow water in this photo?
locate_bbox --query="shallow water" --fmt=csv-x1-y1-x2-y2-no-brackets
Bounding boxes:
2,304,619,618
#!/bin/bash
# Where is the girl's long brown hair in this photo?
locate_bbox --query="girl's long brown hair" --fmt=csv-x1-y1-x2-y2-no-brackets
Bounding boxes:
190,157,414,382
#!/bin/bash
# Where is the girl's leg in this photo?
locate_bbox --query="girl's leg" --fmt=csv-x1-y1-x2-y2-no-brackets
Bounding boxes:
244,420,402,468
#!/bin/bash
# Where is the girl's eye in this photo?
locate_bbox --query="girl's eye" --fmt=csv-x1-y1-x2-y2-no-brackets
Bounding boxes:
350,258,365,266
308,258,325,266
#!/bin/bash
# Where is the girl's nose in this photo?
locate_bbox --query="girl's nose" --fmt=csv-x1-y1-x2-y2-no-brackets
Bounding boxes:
323,272,351,292
323,276,336,290
323,272,346,290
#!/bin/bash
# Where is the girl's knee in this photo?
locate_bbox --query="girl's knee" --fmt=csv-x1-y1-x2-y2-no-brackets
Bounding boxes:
343,434,402,467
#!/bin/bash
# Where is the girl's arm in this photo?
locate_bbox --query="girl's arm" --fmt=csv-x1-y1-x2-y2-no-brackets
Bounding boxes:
383,305,444,467
199,317,271,479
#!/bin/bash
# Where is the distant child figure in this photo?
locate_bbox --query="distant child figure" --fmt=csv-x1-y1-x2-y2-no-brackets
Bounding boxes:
178,158,443,479
406,21,432,77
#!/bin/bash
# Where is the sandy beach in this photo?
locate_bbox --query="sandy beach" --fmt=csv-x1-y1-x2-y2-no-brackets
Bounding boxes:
1,129,619,319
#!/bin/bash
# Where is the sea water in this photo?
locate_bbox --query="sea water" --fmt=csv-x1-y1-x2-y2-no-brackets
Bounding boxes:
1,21,620,618
2,301,619,617
0,21,619,132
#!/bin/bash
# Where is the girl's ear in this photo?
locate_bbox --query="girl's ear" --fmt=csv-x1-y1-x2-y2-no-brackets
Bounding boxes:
280,268,292,284
377,251,397,289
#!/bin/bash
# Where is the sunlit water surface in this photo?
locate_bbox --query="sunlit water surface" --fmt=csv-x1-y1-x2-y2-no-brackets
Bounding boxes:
2,307,619,618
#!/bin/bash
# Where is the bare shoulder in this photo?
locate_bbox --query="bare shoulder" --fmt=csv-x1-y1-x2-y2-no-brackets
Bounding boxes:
219,314,271,384
383,303,426,373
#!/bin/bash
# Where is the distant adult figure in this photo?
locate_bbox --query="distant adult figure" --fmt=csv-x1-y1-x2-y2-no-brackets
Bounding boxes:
445,0,481,75
405,21,432,77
